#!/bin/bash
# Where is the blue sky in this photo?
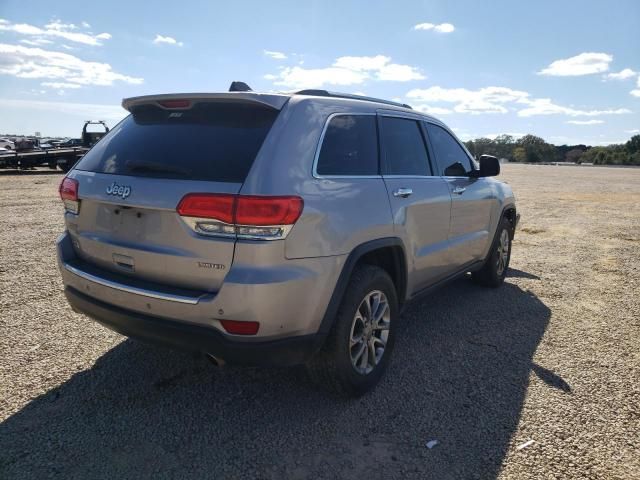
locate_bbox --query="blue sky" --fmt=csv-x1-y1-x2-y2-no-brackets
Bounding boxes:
0,0,638,144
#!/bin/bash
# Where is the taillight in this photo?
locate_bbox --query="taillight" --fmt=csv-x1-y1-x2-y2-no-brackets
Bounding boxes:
59,177,79,214
236,196,304,225
176,193,303,240
220,319,260,335
177,194,235,223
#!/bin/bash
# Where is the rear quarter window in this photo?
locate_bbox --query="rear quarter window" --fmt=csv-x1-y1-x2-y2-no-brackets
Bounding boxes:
74,102,279,183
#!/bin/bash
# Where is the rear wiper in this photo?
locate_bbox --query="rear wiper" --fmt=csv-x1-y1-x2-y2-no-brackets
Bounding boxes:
126,162,190,177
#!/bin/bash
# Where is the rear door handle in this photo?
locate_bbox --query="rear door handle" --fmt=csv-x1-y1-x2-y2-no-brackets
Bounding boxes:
452,186,466,195
393,188,413,198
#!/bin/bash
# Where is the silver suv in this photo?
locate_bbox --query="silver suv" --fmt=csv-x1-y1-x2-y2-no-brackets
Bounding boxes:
57,87,518,395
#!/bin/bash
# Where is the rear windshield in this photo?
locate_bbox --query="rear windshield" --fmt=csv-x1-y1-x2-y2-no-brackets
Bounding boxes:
74,102,279,182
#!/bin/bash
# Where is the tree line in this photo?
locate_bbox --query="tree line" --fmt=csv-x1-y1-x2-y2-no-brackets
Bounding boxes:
464,134,640,166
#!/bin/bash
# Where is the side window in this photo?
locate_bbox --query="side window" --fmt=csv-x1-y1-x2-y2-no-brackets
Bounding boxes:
379,117,432,176
425,123,473,176
316,115,378,176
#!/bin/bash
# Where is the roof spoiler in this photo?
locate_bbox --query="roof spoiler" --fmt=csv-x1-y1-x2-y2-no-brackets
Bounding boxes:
122,92,288,111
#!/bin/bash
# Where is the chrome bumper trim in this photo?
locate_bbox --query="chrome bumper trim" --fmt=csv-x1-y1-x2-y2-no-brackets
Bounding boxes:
63,262,202,305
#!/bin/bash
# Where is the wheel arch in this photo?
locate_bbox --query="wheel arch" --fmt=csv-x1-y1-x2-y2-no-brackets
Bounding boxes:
501,203,517,236
316,238,407,338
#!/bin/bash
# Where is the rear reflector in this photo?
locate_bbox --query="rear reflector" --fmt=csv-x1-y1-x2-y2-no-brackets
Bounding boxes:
59,177,80,214
220,320,260,335
158,99,191,109
176,193,303,240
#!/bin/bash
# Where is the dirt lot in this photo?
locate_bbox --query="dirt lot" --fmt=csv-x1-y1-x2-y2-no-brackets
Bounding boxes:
1,164,639,479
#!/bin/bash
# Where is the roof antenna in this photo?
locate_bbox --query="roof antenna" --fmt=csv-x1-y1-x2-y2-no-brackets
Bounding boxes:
229,81,252,92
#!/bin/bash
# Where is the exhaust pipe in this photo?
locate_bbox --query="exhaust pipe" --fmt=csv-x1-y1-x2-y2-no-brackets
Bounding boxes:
207,354,226,367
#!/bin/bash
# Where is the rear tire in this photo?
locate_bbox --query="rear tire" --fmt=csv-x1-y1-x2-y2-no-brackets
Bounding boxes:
472,217,512,287
307,265,398,396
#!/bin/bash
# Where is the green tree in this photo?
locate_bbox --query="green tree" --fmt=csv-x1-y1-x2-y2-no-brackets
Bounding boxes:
512,147,527,163
625,135,640,154
565,148,584,164
518,134,555,163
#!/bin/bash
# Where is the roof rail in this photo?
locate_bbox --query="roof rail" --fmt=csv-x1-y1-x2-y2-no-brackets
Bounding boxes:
294,89,412,110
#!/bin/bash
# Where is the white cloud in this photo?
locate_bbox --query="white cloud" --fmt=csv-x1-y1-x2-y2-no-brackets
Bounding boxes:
406,84,632,117
632,77,640,97
267,55,424,88
538,52,612,76
272,66,368,89
518,98,630,117
0,97,126,121
605,68,637,80
334,55,389,71
626,129,640,134
0,18,112,46
263,50,287,60
376,63,424,81
413,104,453,115
0,43,143,86
81,21,91,29
566,119,604,125
153,34,183,46
20,38,53,46
407,86,529,114
41,81,82,89
414,22,455,33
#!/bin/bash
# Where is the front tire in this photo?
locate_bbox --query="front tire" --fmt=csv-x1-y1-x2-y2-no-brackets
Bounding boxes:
307,265,398,396
472,217,512,287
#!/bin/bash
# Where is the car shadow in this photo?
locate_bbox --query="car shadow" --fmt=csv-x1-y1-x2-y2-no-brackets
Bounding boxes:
0,276,554,479
507,268,541,280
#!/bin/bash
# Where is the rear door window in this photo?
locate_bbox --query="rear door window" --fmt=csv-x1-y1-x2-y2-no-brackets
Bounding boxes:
316,115,378,176
74,102,279,182
379,116,432,176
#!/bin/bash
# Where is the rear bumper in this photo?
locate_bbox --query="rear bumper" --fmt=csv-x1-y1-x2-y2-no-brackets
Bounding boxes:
65,286,322,366
57,231,345,339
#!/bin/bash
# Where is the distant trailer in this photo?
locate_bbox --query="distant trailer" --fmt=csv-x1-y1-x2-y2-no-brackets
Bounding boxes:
0,147,88,172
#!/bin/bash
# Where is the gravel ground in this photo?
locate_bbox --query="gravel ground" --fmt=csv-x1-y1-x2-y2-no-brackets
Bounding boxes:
1,164,639,479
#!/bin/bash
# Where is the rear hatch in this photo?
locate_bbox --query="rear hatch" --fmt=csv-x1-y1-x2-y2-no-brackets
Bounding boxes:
65,95,284,292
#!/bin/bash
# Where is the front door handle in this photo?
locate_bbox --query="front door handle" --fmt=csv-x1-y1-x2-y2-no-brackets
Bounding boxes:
452,186,466,195
393,188,413,198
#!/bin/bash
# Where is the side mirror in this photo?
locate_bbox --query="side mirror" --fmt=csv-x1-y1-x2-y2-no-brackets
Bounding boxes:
470,154,500,177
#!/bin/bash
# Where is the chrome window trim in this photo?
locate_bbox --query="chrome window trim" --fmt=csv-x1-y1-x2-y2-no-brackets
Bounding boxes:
312,112,381,180
64,262,203,304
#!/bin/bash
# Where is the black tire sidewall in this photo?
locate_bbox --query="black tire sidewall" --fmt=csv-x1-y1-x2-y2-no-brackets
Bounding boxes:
489,220,512,283
332,266,398,394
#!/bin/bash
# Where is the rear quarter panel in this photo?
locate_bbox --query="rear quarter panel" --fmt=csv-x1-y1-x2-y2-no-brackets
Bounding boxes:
240,97,396,259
